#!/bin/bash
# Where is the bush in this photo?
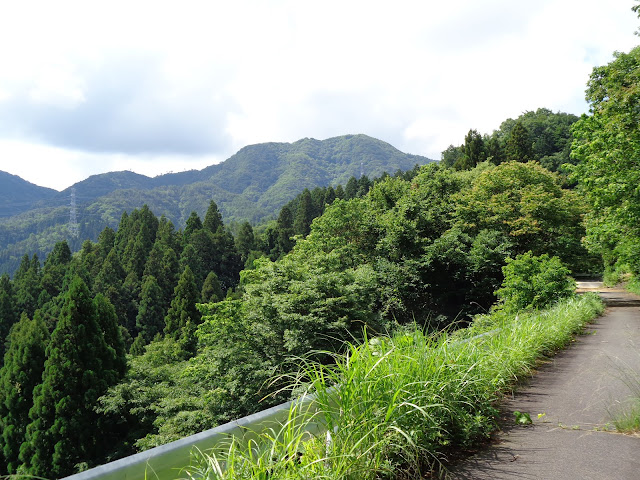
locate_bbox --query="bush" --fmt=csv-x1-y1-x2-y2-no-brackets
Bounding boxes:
496,251,575,312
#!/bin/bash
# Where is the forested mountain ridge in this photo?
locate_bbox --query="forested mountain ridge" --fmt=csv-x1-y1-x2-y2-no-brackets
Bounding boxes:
0,171,57,218
0,134,433,275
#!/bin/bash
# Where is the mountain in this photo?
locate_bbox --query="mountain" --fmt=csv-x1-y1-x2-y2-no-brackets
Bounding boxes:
0,134,434,274
0,171,57,218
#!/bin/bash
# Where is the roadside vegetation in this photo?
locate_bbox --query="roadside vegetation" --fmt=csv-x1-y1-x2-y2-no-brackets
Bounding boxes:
181,290,604,479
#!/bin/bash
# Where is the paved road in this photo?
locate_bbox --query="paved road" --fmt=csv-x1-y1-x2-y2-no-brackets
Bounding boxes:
447,286,640,479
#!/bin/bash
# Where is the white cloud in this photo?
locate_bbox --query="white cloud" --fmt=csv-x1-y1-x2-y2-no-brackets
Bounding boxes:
0,0,638,188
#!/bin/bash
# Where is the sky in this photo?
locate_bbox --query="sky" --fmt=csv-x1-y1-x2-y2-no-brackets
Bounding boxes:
0,1,638,191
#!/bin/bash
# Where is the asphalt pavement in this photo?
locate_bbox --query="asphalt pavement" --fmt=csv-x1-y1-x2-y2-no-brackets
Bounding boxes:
446,283,640,479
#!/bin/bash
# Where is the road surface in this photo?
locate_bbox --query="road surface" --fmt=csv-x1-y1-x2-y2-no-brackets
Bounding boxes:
447,284,640,479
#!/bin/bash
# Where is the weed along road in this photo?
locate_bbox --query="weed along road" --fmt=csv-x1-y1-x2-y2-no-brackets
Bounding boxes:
448,284,640,479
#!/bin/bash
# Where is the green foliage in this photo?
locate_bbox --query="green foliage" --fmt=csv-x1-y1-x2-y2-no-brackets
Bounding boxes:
571,46,640,276
496,252,576,313
136,275,166,343
0,312,48,474
454,129,486,170
443,108,578,173
0,274,18,359
20,276,125,477
234,221,255,265
454,161,588,270
201,271,223,304
184,294,603,479
164,267,201,356
505,120,534,163
203,200,223,233
293,188,313,237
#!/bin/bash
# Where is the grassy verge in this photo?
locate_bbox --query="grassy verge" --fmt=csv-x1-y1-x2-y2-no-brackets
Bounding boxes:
180,294,604,479
625,275,640,296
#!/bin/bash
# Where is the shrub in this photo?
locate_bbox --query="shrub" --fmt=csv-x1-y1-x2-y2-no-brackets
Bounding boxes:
496,251,575,312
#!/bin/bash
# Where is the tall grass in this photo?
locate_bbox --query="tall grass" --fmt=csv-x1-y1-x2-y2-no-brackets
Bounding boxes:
179,294,603,479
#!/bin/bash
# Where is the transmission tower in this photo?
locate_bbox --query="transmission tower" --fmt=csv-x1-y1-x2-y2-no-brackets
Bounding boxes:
68,187,79,238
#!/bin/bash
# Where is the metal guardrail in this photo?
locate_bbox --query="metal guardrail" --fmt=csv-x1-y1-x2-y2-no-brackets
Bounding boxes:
62,329,500,480
61,393,325,480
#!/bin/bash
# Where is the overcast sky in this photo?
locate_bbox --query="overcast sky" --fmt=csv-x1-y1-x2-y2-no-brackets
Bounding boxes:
0,1,638,191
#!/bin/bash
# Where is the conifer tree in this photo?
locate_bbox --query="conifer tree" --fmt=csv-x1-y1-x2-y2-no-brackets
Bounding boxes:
164,267,201,347
20,276,120,477
235,221,255,264
156,216,180,252
211,228,242,290
203,199,223,233
310,187,326,217
0,274,18,358
201,271,223,303
0,312,48,474
96,226,116,259
294,189,314,237
505,121,534,163
13,254,41,319
136,275,166,342
114,211,131,256
184,211,203,240
273,205,295,257
93,293,127,380
325,186,337,205
180,243,206,293
356,175,372,196
159,247,180,307
122,206,159,279
345,176,358,199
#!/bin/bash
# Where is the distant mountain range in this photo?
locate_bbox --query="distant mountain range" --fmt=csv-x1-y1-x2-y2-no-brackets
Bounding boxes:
0,134,434,274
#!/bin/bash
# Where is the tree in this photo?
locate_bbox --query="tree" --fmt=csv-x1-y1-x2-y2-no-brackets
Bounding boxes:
484,133,505,165
344,176,359,199
184,211,203,240
0,313,48,474
571,46,640,275
496,252,575,312
20,276,122,477
121,205,159,280
203,200,223,233
201,271,224,303
13,254,41,319
325,186,337,205
40,241,72,298
454,129,485,170
0,274,18,358
441,144,464,168
273,205,295,258
93,293,127,379
505,121,534,163
293,188,314,237
235,222,255,265
164,267,201,356
454,161,586,268
136,275,166,343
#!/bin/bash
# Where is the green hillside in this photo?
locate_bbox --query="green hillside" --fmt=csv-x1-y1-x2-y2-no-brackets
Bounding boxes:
0,171,57,218
0,134,433,274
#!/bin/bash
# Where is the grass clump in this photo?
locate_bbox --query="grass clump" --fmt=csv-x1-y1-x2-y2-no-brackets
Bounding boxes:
180,293,603,479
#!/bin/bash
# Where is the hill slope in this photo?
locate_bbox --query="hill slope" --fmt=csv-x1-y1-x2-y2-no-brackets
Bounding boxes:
0,134,433,274
0,171,57,217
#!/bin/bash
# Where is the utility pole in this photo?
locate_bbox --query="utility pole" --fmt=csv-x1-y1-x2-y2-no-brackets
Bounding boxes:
68,187,79,238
